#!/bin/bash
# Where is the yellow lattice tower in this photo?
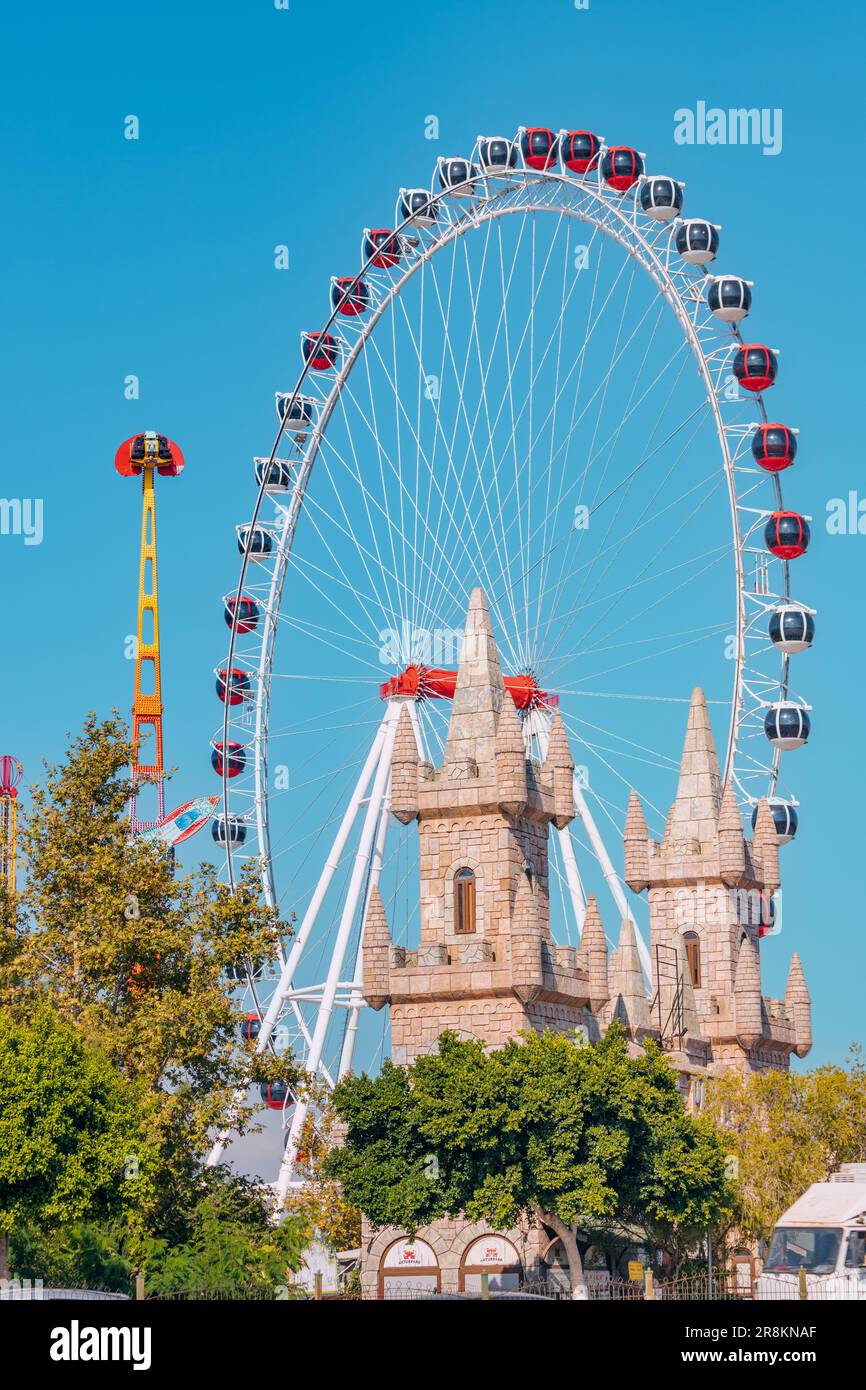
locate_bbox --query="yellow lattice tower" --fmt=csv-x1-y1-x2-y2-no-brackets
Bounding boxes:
115,431,184,834
0,756,23,894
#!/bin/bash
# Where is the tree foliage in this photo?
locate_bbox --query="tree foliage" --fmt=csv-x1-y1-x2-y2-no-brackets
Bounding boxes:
142,1172,306,1297
326,1024,733,1293
0,714,301,1272
283,1097,362,1253
0,1007,151,1279
704,1051,866,1245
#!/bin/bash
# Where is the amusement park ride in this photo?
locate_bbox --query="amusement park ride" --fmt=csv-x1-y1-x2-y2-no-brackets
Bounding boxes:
203,124,816,1200
115,431,217,845
0,755,23,895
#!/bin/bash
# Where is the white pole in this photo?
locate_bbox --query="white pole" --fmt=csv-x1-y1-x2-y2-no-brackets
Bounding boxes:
554,824,587,938
275,701,401,1202
529,710,587,946
531,709,651,985
571,772,652,985
205,710,391,1169
337,770,392,1079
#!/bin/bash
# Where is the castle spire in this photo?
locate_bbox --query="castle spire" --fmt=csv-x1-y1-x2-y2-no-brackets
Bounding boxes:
665,688,722,848
623,788,650,891
542,709,575,829
495,686,528,816
361,884,393,1012
753,797,780,893
718,780,746,884
442,587,505,771
608,917,650,1035
733,932,763,1049
577,894,609,1011
390,704,420,824
785,952,812,1058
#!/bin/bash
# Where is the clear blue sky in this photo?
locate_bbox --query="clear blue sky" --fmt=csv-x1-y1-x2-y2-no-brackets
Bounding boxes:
1,0,862,1083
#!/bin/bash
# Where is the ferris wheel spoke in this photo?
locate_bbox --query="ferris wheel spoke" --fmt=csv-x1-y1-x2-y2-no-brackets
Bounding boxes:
543,469,726,675
558,622,732,687
561,716,667,824
305,404,404,635
411,230,540,660
477,268,665,576
559,708,685,770
534,325,693,664
298,438,473,643
541,392,708,664
385,229,521,649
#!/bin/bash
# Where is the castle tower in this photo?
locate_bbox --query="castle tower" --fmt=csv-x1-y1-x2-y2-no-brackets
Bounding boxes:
363,587,596,1065
623,688,810,1074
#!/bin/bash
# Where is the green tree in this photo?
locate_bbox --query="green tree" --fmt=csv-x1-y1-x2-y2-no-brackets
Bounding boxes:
326,1024,732,1296
0,1007,151,1282
0,714,297,1246
142,1172,305,1297
705,1052,866,1245
283,1096,362,1253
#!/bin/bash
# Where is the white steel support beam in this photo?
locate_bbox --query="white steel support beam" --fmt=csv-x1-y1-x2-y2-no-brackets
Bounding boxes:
275,700,401,1203
338,768,392,1079
205,708,393,1170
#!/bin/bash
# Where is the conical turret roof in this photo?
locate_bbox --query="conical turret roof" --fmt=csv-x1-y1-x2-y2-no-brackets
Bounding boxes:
442,587,505,770
666,688,723,844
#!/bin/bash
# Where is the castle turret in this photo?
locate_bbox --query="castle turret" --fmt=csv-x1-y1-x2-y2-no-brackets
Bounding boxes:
785,952,812,1058
510,865,543,1004
718,780,746,885
753,797,780,894
733,932,764,1049
542,710,575,829
390,704,419,824
608,917,650,1035
362,884,393,1011
495,686,528,816
576,894,609,1011
623,788,649,891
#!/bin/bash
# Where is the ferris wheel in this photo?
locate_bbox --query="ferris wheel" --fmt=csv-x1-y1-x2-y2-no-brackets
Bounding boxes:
205,126,814,1197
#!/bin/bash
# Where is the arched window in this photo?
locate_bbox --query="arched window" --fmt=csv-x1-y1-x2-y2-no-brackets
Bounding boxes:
454,867,476,935
683,932,701,989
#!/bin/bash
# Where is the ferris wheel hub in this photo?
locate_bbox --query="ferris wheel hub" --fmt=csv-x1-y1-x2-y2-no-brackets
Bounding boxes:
379,665,554,710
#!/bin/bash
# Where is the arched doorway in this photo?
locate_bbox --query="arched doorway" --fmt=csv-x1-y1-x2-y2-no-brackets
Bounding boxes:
459,1235,522,1293
380,1237,440,1299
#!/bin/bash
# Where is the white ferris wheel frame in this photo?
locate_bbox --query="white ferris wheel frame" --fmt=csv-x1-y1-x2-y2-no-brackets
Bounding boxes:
207,140,805,1193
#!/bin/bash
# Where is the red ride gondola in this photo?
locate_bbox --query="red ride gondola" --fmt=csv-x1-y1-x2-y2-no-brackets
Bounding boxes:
211,742,247,778
520,127,558,170
331,277,370,316
733,344,778,393
601,146,643,192
224,596,260,633
751,423,797,472
302,332,339,370
216,668,251,706
765,510,810,560
560,130,601,173
364,229,401,269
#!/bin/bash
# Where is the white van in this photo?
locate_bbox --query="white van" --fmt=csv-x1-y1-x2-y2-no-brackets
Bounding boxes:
756,1164,866,1300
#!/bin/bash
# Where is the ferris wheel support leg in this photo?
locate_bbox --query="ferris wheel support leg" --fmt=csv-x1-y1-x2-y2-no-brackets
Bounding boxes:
554,824,587,940
571,773,652,985
205,709,392,1170
275,701,401,1204
338,772,392,1080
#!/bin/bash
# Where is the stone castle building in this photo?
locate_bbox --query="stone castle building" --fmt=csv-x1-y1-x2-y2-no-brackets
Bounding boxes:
359,588,811,1297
